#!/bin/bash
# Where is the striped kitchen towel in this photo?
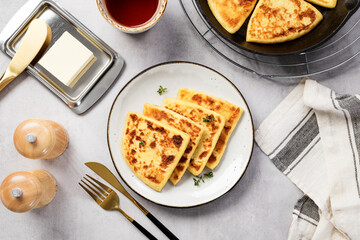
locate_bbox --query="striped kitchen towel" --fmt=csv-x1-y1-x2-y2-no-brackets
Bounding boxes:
255,80,360,240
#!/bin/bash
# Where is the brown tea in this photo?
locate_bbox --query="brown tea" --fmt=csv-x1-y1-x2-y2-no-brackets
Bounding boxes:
105,0,159,27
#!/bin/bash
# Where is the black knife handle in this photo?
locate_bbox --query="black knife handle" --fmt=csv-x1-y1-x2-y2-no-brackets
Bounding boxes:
132,220,158,240
147,212,179,240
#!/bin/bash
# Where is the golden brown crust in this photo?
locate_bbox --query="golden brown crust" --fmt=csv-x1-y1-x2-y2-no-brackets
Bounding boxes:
208,0,257,34
246,0,323,44
177,89,243,169
306,0,336,8
163,98,226,176
121,112,190,191
143,104,205,185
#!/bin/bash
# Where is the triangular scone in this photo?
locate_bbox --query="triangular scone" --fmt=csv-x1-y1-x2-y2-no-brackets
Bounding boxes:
306,0,336,8
163,98,226,176
143,104,205,185
246,0,323,44
208,0,257,34
177,89,243,170
121,112,190,192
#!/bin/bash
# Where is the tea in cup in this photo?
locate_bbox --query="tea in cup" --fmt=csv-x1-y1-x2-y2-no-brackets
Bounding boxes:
97,0,167,33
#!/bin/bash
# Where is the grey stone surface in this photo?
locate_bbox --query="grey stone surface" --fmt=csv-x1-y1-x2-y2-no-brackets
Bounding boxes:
1,0,360,239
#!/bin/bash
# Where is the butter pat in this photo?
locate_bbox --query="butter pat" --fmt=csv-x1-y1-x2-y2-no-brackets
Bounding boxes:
39,31,95,88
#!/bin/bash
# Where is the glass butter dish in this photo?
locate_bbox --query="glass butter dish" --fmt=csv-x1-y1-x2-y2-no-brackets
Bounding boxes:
0,0,124,114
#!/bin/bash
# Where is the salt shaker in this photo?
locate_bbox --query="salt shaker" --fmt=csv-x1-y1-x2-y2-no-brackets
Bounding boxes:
0,170,57,213
13,118,69,159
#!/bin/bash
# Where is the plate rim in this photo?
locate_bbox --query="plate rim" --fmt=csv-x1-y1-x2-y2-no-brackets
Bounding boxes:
107,61,255,208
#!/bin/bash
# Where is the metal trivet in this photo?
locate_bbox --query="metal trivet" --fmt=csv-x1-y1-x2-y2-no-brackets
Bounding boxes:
179,0,360,78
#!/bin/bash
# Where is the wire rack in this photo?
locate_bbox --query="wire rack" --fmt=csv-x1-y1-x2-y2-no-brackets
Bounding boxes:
179,0,360,78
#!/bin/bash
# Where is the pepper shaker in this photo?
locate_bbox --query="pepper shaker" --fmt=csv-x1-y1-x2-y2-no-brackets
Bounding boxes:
13,118,69,159
0,170,57,213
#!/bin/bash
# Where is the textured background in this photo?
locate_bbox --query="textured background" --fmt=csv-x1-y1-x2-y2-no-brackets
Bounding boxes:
0,0,359,239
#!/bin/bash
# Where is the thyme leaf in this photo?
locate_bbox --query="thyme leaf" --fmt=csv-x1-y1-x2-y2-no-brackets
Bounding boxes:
193,172,214,186
157,85,167,95
202,114,214,122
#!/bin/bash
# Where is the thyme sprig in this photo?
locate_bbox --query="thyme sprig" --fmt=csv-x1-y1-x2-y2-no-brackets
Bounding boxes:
193,172,213,186
157,85,167,95
202,114,214,122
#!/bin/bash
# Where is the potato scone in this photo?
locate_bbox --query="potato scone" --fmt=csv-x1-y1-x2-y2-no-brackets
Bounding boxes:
121,112,190,192
306,0,336,8
163,98,225,175
178,89,243,169
208,0,257,34
246,0,323,44
143,104,205,185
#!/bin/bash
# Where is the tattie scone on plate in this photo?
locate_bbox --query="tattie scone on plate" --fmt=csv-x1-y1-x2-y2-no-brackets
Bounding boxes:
121,112,190,192
177,89,243,170
143,104,205,185
163,98,225,176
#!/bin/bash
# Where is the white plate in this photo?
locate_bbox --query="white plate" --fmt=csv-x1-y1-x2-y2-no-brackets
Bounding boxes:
107,62,254,207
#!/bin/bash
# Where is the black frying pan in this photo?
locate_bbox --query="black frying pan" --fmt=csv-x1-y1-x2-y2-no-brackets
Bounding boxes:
195,0,360,55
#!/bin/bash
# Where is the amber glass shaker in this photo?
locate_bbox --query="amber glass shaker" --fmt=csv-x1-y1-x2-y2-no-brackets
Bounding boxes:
13,118,68,159
0,170,57,213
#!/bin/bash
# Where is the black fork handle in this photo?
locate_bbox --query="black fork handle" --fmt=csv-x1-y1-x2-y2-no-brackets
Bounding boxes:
147,212,179,240
132,220,158,240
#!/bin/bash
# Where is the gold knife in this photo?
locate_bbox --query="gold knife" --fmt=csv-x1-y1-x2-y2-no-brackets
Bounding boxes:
0,19,51,91
85,162,179,240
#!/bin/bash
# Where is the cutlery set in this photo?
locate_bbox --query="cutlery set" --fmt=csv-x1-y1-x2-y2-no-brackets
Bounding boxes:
80,162,179,240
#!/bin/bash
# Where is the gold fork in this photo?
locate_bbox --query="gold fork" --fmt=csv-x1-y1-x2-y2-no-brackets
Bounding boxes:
79,174,157,240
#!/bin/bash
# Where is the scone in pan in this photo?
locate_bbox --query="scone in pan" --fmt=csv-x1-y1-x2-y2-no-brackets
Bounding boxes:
195,0,360,54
